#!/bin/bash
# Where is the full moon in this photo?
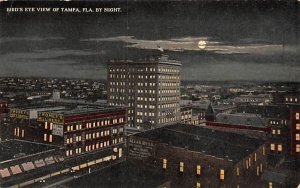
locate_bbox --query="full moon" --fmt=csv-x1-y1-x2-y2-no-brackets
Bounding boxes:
198,40,207,49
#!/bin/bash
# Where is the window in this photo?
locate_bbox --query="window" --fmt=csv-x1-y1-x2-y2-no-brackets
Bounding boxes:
236,167,239,176
296,134,300,141
296,113,300,120
179,162,184,172
44,134,47,141
263,146,265,155
277,130,281,135
260,163,263,173
49,134,53,142
220,169,225,180
270,144,275,151
256,166,259,176
296,144,300,153
196,182,201,188
269,182,272,188
196,165,201,175
278,144,282,152
254,153,257,162
163,159,167,169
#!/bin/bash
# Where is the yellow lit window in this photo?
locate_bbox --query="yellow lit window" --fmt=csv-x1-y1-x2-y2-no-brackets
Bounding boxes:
196,165,201,175
296,144,300,153
246,160,249,169
256,166,259,176
296,113,299,120
49,134,53,142
179,162,184,172
272,129,276,134
254,153,257,162
248,158,251,167
277,130,281,135
44,134,47,141
236,167,239,176
260,163,263,173
163,159,167,169
296,124,300,130
220,169,225,180
270,144,275,151
196,182,201,188
269,182,272,188
296,134,300,141
278,144,282,152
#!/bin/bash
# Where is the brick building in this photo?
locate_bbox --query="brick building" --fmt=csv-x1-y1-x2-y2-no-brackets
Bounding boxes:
128,124,267,188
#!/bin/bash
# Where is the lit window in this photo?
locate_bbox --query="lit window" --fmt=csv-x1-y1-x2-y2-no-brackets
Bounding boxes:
49,134,53,142
277,130,281,135
296,134,300,141
263,146,265,155
163,159,167,169
272,129,276,135
220,169,225,180
270,144,275,151
278,144,282,152
44,134,47,141
296,124,300,130
254,153,257,162
236,167,239,176
179,162,184,172
269,182,272,188
196,165,201,175
256,166,259,176
296,144,300,153
296,113,299,120
196,182,201,188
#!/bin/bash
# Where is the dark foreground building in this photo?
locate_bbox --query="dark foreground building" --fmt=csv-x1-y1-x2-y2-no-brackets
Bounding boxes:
127,124,267,188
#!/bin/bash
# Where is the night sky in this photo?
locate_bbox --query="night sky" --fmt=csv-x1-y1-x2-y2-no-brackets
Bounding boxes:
0,1,299,81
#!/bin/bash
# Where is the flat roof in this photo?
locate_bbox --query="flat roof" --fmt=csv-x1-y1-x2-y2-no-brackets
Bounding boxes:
0,139,60,163
108,55,181,66
44,105,125,116
133,124,265,163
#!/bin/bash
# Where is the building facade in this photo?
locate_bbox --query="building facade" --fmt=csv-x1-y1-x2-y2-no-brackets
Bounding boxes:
107,55,181,129
8,104,126,158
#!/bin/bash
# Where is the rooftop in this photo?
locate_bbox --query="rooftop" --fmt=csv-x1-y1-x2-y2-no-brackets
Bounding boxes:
0,139,60,163
216,113,266,128
108,55,181,66
133,123,265,163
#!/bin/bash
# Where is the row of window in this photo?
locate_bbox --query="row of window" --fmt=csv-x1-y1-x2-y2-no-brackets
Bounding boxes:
159,75,179,80
137,111,155,116
159,117,178,124
159,82,180,87
270,144,282,152
158,103,178,109
137,104,156,109
162,159,224,180
66,118,124,132
14,127,25,138
285,97,298,103
159,96,180,102
137,82,156,87
43,134,53,142
158,89,179,94
271,129,281,135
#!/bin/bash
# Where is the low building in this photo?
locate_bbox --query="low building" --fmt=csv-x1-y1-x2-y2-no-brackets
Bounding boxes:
128,124,267,188
8,104,126,158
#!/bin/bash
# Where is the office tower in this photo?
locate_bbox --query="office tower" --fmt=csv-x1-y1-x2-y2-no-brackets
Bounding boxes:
107,55,181,129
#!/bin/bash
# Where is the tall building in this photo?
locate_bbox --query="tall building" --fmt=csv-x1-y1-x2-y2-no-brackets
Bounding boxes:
107,55,181,129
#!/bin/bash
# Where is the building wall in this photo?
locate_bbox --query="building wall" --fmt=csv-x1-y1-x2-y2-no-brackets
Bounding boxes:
128,135,267,188
290,107,300,157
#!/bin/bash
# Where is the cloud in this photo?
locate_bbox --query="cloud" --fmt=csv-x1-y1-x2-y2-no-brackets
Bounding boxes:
81,36,298,56
0,36,65,44
1,49,104,61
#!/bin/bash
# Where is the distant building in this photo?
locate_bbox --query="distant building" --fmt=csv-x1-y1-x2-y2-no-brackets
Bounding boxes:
290,106,300,157
128,124,267,187
234,94,272,106
107,55,181,129
0,100,9,141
